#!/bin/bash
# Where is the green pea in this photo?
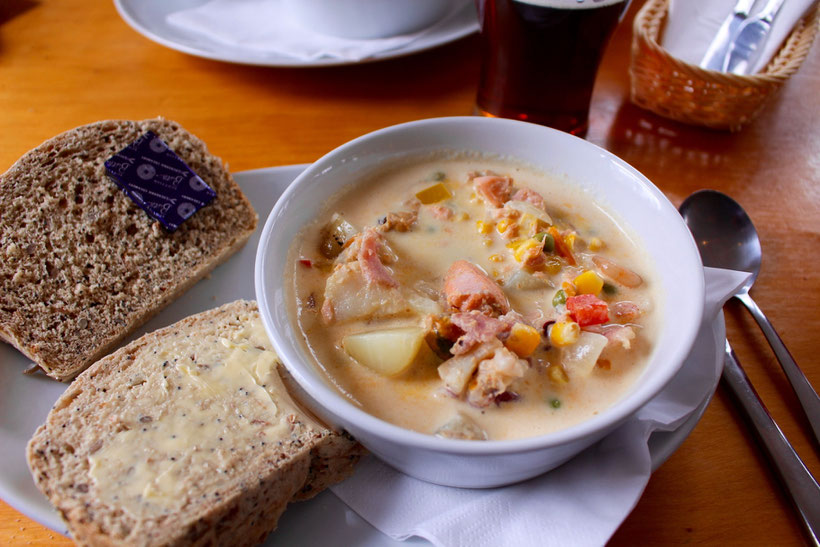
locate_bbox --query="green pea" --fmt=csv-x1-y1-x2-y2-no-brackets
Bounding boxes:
542,233,555,253
602,282,617,295
552,289,566,307
534,232,555,252
550,398,561,409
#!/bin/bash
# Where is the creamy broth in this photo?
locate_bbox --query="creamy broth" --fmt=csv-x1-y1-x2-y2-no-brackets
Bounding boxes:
288,155,660,440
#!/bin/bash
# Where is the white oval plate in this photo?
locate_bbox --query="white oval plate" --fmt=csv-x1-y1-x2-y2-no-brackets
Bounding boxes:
113,0,479,67
0,165,722,544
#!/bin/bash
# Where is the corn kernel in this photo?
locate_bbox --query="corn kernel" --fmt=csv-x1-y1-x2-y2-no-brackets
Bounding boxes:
548,364,569,385
549,320,580,346
574,270,604,295
511,239,539,262
505,239,524,258
519,213,548,237
588,237,603,251
496,219,510,234
415,183,452,204
506,322,541,357
519,213,543,236
488,254,504,263
476,220,492,234
561,281,577,297
565,232,577,251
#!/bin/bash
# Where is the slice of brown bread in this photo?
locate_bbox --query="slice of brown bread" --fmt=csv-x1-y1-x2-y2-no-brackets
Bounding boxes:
27,300,364,546
0,118,257,381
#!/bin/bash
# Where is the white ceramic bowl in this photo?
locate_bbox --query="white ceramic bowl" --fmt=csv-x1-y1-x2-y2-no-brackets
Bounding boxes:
282,0,461,39
255,117,704,488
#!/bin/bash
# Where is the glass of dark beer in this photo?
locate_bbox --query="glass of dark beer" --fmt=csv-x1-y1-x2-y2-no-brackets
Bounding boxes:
475,0,629,137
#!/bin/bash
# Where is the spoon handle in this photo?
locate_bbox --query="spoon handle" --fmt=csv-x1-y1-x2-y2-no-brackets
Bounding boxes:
722,341,820,546
734,292,820,445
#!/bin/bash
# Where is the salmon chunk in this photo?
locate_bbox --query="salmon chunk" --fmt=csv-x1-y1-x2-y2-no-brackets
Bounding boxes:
473,175,512,207
511,187,547,210
358,228,398,288
443,260,510,315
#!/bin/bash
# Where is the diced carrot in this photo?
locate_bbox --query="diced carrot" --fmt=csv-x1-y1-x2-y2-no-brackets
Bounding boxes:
547,226,576,265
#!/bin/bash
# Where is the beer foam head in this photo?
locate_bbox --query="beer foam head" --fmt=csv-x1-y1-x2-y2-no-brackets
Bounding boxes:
514,0,625,8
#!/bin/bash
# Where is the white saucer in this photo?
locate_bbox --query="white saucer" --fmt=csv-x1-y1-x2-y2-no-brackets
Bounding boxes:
0,165,723,544
113,0,480,67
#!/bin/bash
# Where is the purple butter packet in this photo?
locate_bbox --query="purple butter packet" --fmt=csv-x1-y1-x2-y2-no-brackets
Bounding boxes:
104,131,216,232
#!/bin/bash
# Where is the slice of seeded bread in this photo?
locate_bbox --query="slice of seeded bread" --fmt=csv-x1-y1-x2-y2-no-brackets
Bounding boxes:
0,118,257,381
27,300,364,546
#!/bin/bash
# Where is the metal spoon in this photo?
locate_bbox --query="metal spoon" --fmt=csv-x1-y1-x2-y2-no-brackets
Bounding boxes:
679,189,820,444
679,191,820,544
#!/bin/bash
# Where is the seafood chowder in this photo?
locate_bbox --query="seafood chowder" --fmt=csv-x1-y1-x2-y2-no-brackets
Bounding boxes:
288,155,660,441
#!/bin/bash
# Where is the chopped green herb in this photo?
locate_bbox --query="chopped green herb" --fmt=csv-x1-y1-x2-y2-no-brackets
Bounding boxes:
552,289,566,307
432,171,446,181
602,282,617,295
550,398,561,409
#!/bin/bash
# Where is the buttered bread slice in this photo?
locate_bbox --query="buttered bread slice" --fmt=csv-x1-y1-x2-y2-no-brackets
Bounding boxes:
27,300,363,546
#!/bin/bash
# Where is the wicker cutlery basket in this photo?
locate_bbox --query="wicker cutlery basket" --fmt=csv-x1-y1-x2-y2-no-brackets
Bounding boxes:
629,0,820,131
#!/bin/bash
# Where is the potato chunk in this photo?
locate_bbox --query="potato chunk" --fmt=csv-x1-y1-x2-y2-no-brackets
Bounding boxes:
343,327,427,376
562,331,608,378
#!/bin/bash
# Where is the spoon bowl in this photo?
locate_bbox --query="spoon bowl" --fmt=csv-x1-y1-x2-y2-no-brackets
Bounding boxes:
679,189,761,292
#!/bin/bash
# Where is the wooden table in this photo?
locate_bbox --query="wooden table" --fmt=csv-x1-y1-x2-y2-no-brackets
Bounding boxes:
1,1,818,544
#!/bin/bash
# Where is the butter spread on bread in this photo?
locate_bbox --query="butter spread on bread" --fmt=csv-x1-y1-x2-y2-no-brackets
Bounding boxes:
27,301,364,545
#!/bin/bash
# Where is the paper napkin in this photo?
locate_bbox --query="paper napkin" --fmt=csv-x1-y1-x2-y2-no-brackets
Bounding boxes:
166,0,464,62
662,0,817,73
331,267,752,547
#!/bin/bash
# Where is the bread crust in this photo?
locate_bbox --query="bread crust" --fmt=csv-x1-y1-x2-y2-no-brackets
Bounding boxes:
0,119,258,381
26,300,364,546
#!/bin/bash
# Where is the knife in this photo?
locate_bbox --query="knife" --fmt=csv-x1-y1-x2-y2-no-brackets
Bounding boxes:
723,0,787,74
700,0,758,70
